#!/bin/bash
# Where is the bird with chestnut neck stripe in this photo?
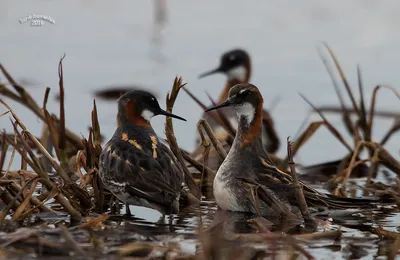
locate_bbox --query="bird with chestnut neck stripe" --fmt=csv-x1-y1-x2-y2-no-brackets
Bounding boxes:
99,90,187,215
205,83,387,219
192,48,280,171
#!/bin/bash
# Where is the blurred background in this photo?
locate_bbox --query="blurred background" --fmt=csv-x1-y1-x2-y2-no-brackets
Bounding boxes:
1,0,400,165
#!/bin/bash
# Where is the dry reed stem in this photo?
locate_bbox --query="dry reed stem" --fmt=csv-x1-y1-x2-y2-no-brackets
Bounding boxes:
372,227,400,240
300,94,353,152
369,84,400,142
165,77,201,198
389,237,400,260
287,137,311,222
0,99,83,220
317,45,355,136
182,86,235,138
0,63,84,149
205,92,236,136
2,138,16,179
341,141,365,187
0,132,8,174
366,148,381,183
58,54,67,166
180,149,215,180
16,185,59,221
330,159,370,184
316,106,399,119
11,178,40,220
0,177,37,225
323,43,360,116
196,126,212,191
357,65,369,139
197,119,227,160
380,119,400,145
284,121,324,161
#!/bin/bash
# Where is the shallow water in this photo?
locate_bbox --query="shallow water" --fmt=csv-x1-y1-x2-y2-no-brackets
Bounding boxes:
1,1,400,258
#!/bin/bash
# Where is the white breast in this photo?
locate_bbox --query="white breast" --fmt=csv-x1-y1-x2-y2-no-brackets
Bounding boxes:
213,153,241,211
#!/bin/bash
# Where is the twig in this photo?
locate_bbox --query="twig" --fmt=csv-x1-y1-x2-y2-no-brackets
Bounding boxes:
287,137,311,222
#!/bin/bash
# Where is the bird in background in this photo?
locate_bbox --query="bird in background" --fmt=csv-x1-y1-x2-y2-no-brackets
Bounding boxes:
99,90,186,215
192,49,280,170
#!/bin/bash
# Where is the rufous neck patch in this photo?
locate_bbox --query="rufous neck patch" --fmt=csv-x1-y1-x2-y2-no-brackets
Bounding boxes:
121,99,151,127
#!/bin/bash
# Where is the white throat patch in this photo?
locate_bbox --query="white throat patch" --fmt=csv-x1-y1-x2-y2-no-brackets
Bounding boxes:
141,109,154,121
227,66,246,82
234,102,255,127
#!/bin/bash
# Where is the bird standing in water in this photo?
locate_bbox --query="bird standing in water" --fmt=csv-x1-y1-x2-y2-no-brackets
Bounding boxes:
205,83,382,217
99,90,186,215
197,49,280,155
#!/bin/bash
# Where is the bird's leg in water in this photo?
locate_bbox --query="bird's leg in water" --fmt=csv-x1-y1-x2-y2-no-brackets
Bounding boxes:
125,203,132,216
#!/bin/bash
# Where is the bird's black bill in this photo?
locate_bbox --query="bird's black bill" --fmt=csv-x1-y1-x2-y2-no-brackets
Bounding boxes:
205,100,231,112
198,67,222,79
158,109,187,121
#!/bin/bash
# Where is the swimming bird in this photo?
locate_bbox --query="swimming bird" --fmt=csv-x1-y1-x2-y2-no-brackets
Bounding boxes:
205,83,383,217
197,49,280,155
99,90,186,215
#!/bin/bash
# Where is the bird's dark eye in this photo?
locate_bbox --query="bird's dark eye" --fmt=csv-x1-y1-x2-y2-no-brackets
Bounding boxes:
239,90,252,96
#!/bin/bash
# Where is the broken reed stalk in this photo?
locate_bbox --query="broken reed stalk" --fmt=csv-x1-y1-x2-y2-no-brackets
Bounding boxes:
58,54,68,166
0,98,83,221
286,137,311,223
165,77,201,198
197,119,227,160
